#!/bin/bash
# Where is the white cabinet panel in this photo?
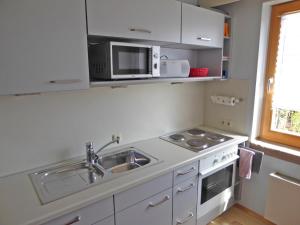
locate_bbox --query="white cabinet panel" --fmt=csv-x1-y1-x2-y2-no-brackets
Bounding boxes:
0,0,89,95
173,177,198,225
116,188,173,225
115,172,173,212
86,0,181,43
182,3,224,47
93,216,114,225
174,161,199,185
42,197,114,225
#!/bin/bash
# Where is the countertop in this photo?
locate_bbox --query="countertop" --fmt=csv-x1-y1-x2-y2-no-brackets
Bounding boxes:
0,126,248,225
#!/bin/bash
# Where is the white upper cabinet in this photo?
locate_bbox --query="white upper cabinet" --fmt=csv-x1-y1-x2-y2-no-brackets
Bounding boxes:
0,0,89,95
86,0,181,43
181,3,224,48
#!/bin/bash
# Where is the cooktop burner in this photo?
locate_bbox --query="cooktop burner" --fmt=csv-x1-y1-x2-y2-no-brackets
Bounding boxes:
160,128,233,153
186,139,209,149
206,134,226,142
186,129,206,136
169,134,185,142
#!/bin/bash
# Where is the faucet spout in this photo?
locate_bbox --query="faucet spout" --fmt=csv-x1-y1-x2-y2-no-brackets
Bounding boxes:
96,135,120,155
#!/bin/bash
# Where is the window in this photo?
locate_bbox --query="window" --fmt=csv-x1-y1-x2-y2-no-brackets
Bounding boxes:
260,1,300,149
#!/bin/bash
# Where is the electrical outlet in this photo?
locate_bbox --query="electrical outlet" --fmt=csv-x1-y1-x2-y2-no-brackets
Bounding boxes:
221,119,233,128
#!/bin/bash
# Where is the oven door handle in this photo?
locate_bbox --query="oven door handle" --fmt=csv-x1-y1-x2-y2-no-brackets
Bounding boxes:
199,155,239,176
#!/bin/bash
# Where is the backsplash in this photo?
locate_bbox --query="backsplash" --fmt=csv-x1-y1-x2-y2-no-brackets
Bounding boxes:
0,83,204,177
203,79,252,134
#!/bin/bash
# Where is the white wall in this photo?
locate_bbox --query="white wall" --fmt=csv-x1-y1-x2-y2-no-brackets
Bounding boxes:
204,0,300,216
0,83,204,177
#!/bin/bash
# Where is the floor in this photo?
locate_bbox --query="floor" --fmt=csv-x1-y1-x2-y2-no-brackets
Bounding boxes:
208,204,275,225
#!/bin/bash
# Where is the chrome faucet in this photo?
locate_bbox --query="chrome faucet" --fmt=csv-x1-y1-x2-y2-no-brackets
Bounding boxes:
85,135,120,166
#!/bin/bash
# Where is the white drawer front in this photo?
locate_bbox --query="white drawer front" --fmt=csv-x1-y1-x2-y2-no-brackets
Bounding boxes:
42,197,114,225
93,216,114,225
116,188,172,225
173,177,198,225
174,208,197,225
115,172,173,212
174,161,199,185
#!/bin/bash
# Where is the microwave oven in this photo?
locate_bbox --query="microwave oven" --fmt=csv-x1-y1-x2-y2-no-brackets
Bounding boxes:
89,41,160,80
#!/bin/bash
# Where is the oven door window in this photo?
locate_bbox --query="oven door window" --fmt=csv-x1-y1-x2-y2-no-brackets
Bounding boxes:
112,46,151,75
201,164,233,204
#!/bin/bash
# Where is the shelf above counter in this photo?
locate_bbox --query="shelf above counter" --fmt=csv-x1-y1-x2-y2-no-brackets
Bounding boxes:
90,76,222,88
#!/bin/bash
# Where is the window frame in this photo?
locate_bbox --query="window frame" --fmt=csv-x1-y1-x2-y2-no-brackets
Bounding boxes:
260,0,300,149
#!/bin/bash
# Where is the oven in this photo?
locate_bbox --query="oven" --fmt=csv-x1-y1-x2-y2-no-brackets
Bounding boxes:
197,146,239,225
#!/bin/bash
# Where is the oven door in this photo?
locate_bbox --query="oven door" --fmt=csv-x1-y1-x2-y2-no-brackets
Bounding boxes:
110,42,153,79
199,158,237,206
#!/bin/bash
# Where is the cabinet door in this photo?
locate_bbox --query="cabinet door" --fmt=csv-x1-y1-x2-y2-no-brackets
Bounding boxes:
116,188,172,225
173,177,198,225
0,0,89,95
86,0,181,43
93,216,114,225
42,197,114,225
182,3,224,47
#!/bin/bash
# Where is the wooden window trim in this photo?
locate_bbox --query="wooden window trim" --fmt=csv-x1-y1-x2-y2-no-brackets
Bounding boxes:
260,0,300,150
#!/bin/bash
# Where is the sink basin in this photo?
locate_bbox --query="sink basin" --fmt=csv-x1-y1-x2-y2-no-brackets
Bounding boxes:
30,161,106,204
98,149,152,173
30,148,160,204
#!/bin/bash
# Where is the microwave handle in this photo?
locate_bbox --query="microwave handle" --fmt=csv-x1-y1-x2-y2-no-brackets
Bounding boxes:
49,79,82,84
129,28,152,34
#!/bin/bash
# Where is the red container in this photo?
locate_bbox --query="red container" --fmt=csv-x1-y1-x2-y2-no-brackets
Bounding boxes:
189,68,209,77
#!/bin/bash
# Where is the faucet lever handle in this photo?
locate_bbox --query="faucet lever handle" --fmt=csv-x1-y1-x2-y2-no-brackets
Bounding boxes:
86,141,94,151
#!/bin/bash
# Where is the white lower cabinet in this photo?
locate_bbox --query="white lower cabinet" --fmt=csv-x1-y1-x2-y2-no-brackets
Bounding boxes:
93,216,114,225
173,176,198,225
42,197,114,225
115,188,173,225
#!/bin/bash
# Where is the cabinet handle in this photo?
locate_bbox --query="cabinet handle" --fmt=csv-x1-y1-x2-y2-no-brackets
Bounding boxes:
148,195,170,207
177,183,195,193
65,216,81,225
49,79,82,84
176,212,194,224
176,167,195,176
197,37,212,41
129,28,152,34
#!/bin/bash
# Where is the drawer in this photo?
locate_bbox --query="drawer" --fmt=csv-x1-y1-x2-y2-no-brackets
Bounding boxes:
173,176,198,223
116,188,172,225
173,208,197,225
42,197,114,225
114,172,173,212
174,161,198,185
93,216,114,225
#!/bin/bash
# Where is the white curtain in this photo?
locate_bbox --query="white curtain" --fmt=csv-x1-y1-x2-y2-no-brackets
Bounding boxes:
272,12,300,111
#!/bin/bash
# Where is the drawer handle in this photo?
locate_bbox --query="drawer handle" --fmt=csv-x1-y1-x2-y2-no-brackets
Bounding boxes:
49,79,82,84
176,167,195,176
148,195,170,208
129,28,152,34
65,216,81,225
197,37,212,41
176,212,194,224
177,183,195,193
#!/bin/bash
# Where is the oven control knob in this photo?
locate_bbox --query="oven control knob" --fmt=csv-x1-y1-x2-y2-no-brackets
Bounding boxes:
221,156,226,161
153,53,159,59
213,159,219,165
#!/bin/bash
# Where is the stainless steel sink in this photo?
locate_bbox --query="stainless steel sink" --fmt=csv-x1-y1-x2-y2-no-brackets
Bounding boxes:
30,148,160,204
98,150,152,173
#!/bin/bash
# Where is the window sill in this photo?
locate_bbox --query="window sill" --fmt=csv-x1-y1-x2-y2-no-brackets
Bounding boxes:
250,139,300,165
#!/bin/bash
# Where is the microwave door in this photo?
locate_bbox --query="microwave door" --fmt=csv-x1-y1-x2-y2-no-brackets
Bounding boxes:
111,45,152,79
